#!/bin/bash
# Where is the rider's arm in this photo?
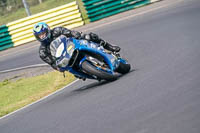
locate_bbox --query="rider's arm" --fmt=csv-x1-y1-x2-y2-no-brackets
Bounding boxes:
52,27,82,39
52,27,102,43
39,44,58,70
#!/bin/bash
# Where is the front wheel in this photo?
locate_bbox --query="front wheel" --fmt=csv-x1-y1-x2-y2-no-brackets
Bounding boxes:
115,62,131,74
81,61,118,81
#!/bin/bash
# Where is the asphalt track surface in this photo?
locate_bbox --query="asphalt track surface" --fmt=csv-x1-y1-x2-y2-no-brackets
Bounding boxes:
0,0,200,133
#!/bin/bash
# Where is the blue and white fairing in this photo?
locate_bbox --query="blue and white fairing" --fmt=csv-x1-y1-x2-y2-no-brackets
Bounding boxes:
50,35,120,78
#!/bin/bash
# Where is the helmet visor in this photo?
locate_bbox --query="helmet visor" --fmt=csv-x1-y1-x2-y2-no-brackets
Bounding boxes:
38,32,47,40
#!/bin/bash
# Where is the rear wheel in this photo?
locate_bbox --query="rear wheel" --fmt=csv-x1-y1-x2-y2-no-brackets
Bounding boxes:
81,61,118,81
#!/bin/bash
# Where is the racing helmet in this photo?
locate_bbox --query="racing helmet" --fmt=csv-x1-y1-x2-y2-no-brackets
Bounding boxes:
33,22,51,43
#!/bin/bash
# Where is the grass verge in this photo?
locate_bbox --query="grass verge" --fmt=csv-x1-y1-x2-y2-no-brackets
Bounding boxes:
0,71,76,117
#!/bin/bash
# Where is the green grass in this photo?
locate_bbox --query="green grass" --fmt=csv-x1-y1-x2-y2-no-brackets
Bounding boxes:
0,71,76,117
0,0,88,25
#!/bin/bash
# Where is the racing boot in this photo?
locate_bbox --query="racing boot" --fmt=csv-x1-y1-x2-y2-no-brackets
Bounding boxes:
100,40,121,53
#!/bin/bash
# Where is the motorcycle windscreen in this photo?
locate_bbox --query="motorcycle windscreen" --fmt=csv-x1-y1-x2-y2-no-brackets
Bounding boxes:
50,35,75,67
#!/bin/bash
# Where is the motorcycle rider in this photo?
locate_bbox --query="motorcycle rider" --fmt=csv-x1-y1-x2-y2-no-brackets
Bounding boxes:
33,22,120,71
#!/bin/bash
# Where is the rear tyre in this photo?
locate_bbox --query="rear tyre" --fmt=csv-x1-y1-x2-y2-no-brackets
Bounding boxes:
116,62,131,74
81,61,118,81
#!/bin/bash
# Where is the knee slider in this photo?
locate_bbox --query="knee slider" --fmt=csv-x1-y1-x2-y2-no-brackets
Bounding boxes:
84,34,91,40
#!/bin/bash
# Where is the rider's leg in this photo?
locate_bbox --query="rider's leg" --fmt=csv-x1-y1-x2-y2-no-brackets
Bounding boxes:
99,40,121,52
84,32,121,52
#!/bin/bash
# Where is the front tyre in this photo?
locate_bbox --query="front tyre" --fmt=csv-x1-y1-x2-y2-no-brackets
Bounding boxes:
115,62,131,74
81,61,118,81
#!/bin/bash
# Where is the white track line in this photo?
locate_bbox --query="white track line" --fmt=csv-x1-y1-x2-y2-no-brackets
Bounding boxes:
0,64,48,74
0,79,79,120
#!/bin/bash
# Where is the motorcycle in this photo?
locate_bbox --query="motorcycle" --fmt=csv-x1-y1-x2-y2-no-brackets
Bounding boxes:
50,35,131,81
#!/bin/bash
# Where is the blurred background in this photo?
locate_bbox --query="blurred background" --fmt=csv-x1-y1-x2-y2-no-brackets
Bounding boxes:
0,0,45,16
0,0,80,25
